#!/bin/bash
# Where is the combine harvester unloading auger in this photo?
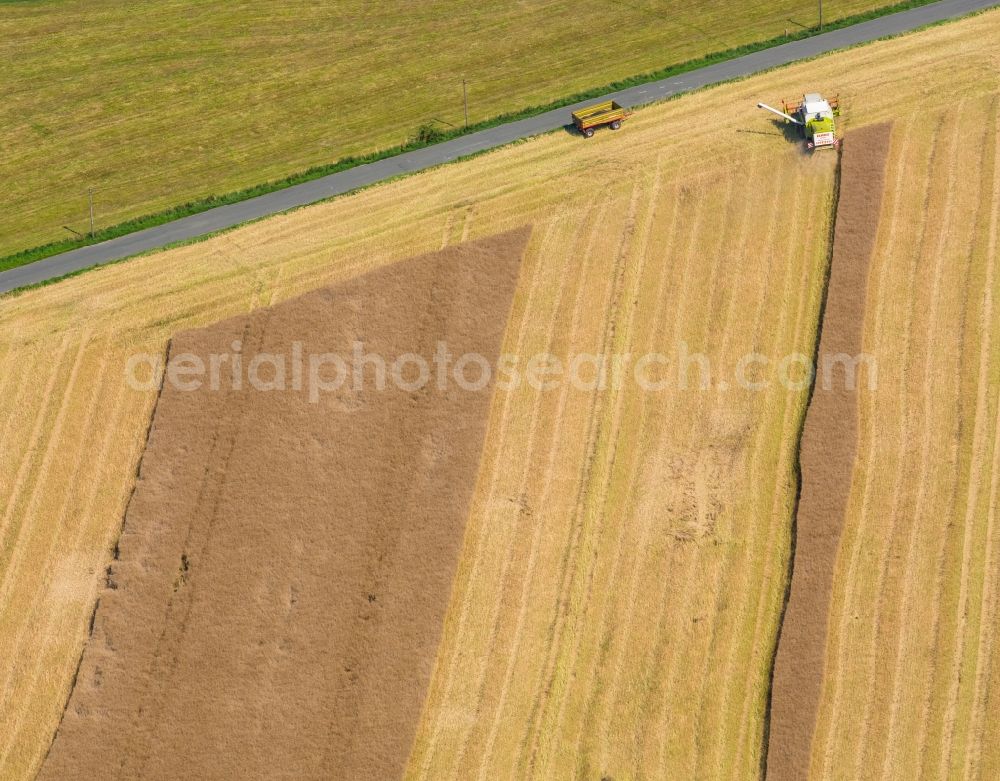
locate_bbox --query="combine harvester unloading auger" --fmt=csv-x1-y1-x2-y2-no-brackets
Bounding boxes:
758,93,841,150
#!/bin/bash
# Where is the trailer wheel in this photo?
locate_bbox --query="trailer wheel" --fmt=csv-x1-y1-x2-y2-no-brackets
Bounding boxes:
609,120,622,130
583,127,595,138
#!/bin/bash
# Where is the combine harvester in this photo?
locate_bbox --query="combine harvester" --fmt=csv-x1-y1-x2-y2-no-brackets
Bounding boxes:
757,93,840,150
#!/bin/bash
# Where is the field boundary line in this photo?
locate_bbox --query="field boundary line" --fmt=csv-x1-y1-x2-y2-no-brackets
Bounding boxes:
523,176,681,778
708,165,836,777
445,212,588,775
841,112,938,780
125,315,272,777
684,160,766,779
456,200,623,776
813,112,913,778
439,214,583,777
472,204,611,781
508,182,648,778
748,170,829,781
0,338,122,772
413,214,564,776
0,334,106,693
935,96,997,779
707,161,797,779
704,164,793,780
963,103,1000,781
876,105,963,781
725,159,822,780
34,331,169,771
0,335,72,561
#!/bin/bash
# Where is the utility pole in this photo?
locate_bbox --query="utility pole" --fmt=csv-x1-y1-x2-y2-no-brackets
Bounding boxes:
88,188,95,237
462,79,469,130
819,0,823,30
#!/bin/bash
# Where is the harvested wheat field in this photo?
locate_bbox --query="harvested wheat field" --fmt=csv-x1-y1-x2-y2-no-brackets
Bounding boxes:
38,230,528,779
1,9,999,781
766,122,892,781
810,42,1000,781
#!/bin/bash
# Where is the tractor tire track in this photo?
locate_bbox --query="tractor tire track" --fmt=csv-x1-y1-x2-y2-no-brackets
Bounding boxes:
39,230,530,780
680,163,778,775
715,160,820,781
413,216,557,777
602,174,733,775
562,182,694,772
444,213,588,778
675,160,765,779
876,108,964,781
713,165,801,780
689,161,825,778
473,202,613,781
0,343,126,771
524,174,681,779
927,98,994,780
813,112,916,780
962,107,1000,781
0,334,109,700
457,194,630,777
0,335,79,585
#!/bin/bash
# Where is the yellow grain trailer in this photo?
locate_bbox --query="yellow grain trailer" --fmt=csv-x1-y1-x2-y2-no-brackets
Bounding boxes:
572,100,631,138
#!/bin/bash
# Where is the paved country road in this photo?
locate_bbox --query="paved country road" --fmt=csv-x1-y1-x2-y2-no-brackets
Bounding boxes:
1,0,996,295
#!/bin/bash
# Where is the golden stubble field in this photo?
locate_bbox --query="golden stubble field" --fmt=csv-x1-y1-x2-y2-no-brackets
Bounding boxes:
0,10,998,779
812,42,1000,780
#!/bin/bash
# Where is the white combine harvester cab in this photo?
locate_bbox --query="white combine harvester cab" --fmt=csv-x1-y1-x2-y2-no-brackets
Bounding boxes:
802,93,834,120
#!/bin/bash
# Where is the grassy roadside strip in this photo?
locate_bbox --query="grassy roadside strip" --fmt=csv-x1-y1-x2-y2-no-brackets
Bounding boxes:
0,0,942,274
0,137,538,296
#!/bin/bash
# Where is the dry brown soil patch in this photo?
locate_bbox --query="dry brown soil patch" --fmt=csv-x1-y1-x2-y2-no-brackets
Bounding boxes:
766,124,893,781
39,228,530,780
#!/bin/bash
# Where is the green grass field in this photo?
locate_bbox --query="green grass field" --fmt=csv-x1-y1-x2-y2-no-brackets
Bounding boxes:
2,0,895,260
